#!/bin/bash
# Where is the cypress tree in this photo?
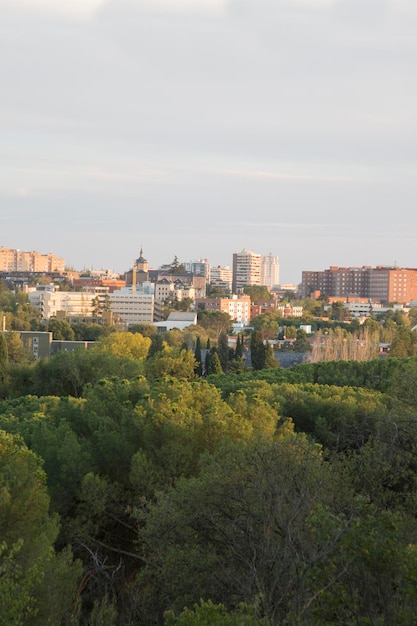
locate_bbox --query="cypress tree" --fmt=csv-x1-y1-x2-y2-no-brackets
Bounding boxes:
264,340,278,369
209,351,223,374
218,332,229,373
235,334,243,360
250,330,266,370
194,336,203,376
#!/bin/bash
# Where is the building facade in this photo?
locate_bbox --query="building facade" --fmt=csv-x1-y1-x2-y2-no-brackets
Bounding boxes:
262,253,280,289
0,248,64,273
109,288,163,325
301,266,417,305
29,285,99,320
195,295,251,325
232,249,262,293
209,265,233,292
184,259,210,282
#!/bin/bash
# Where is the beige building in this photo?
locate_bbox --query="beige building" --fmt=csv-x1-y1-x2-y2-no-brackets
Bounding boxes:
196,295,251,325
29,285,102,320
262,253,280,289
0,248,64,273
210,265,233,292
232,249,262,293
109,288,163,325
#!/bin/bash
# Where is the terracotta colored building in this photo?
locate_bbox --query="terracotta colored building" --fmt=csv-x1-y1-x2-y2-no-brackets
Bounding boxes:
301,266,417,304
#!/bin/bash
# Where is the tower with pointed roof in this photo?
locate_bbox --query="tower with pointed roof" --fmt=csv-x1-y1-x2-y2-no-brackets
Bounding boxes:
135,247,149,273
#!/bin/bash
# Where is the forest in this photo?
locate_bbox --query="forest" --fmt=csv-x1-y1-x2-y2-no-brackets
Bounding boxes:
2,276,417,624
2,325,417,625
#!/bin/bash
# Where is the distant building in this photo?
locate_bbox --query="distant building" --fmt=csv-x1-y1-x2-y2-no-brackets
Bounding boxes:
262,253,280,289
250,302,303,319
125,247,150,287
195,295,251,325
73,276,125,293
301,265,417,305
210,265,233,292
184,259,210,282
0,330,94,360
232,249,262,293
29,285,102,320
153,312,197,333
0,247,64,273
109,287,163,325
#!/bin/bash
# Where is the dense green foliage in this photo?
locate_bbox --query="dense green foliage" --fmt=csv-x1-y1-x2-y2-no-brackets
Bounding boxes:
2,336,417,624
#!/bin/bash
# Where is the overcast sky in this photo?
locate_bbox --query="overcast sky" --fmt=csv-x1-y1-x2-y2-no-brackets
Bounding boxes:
1,0,417,283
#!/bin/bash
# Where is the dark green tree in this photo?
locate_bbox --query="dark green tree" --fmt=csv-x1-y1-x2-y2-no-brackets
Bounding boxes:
147,333,166,358
264,340,278,368
243,285,273,304
250,330,266,370
194,336,203,376
217,332,229,373
208,350,223,374
235,334,243,360
389,326,417,357
197,311,231,340
293,329,312,353
48,318,75,341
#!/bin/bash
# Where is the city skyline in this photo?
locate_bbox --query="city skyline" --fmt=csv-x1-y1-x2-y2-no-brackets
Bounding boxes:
2,1,417,282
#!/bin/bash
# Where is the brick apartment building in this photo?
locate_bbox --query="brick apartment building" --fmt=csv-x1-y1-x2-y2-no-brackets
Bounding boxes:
301,266,417,304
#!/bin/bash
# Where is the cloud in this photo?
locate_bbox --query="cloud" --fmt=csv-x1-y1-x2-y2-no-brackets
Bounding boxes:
221,169,371,184
136,0,228,15
0,0,105,19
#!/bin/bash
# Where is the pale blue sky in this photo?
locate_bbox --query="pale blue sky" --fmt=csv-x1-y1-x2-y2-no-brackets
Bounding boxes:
1,0,417,282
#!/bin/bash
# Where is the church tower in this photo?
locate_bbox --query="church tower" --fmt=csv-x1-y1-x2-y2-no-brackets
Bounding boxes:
135,247,149,273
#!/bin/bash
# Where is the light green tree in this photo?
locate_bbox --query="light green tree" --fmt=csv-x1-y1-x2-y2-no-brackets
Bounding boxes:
94,331,151,360
0,430,81,625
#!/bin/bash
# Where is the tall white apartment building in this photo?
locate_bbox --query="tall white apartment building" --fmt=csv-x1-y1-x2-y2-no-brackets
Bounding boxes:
232,249,262,293
210,265,233,292
184,259,210,281
262,253,280,289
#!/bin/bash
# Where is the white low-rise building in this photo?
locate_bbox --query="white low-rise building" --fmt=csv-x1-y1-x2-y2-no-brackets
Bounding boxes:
110,287,163,325
29,285,99,319
153,312,197,333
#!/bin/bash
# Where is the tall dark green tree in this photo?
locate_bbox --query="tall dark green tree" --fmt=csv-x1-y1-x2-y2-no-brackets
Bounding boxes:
264,340,278,369
218,332,229,373
208,350,223,374
147,333,166,358
235,334,243,360
250,330,266,370
194,336,203,376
